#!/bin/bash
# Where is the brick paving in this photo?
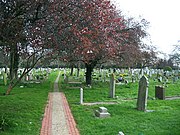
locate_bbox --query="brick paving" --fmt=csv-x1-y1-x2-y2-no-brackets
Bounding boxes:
40,93,53,135
61,93,80,135
40,74,80,135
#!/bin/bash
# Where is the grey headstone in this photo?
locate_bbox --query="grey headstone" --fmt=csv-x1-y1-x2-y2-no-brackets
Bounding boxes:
137,75,149,111
109,73,115,98
155,86,165,100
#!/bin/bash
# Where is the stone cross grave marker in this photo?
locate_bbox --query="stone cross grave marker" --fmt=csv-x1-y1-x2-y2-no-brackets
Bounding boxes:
109,73,115,98
137,75,149,111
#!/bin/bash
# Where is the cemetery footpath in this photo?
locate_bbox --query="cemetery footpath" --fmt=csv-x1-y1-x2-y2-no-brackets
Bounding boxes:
40,72,80,135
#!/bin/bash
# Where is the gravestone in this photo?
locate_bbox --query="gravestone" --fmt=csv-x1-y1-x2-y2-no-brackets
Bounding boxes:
102,71,106,82
109,73,115,98
26,74,29,81
137,75,149,111
95,107,110,118
155,86,165,100
163,76,168,86
29,73,33,80
139,68,144,78
158,76,162,82
80,88,83,104
3,72,7,86
64,75,68,83
173,76,178,83
64,69,66,79
131,74,135,83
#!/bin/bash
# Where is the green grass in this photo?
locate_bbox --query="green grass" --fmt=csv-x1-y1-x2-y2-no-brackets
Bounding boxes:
61,74,180,135
0,71,58,135
0,71,179,135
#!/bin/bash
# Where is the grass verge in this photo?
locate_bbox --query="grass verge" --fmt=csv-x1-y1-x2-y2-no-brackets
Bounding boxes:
0,71,58,135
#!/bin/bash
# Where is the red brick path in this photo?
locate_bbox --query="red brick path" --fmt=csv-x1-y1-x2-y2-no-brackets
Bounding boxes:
40,93,80,135
61,93,80,135
40,93,53,135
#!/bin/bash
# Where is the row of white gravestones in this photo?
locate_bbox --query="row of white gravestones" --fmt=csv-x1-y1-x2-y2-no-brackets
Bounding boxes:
18,68,51,82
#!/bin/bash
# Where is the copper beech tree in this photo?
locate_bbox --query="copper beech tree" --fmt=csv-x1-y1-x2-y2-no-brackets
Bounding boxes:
49,0,149,85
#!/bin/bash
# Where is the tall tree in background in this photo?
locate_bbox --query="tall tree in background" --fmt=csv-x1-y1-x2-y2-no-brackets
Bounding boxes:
49,0,149,85
170,42,180,68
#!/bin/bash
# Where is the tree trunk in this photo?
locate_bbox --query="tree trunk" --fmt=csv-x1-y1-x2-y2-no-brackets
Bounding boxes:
70,65,74,76
6,70,25,95
10,44,19,80
6,84,13,95
77,68,80,77
5,46,42,95
77,62,80,77
85,63,93,85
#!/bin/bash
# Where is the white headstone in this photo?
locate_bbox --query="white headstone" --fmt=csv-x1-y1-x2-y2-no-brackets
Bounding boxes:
80,88,83,104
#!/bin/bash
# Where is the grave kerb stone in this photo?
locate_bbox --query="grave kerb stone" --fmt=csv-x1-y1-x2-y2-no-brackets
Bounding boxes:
95,107,110,118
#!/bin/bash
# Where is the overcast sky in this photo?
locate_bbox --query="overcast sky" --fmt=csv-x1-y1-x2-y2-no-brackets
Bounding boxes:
112,0,180,55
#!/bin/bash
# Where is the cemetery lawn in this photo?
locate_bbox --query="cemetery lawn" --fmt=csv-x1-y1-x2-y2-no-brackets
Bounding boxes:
61,76,180,135
0,71,58,135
